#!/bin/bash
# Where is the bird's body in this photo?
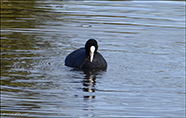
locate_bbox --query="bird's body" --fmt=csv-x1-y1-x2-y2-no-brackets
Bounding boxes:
65,39,107,70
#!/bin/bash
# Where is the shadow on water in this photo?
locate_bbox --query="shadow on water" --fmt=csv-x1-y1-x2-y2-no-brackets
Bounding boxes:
1,0,37,28
1,0,54,81
1,1,55,115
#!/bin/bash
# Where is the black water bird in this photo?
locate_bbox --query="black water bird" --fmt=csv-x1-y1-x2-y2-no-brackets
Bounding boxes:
65,39,107,70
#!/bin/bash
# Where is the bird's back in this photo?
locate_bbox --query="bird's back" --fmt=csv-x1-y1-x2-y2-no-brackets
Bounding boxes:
65,48,86,68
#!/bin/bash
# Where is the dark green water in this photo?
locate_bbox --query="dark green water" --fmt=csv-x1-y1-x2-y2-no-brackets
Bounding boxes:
1,0,185,117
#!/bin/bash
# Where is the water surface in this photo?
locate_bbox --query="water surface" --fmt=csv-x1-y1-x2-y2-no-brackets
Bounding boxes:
1,0,185,117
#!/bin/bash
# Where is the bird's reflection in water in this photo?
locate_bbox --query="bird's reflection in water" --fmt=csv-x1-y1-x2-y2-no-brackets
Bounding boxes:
82,70,100,100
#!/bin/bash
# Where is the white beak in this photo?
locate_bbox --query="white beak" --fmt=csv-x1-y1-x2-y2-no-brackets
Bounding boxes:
90,46,95,62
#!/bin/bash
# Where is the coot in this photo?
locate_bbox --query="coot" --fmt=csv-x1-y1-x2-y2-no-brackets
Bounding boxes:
65,39,107,70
